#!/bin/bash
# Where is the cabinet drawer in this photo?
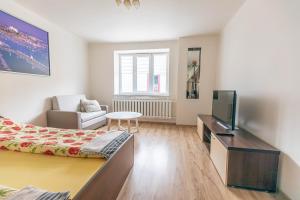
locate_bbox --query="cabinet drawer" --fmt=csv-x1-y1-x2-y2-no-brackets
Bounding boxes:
197,117,204,141
210,134,228,184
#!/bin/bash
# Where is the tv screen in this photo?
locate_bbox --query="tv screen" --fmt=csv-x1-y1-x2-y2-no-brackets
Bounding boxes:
212,90,237,130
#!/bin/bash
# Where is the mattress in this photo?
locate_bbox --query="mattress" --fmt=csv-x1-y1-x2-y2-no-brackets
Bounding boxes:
0,151,106,199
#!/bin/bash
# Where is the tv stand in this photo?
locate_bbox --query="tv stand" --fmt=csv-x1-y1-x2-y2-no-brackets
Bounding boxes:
197,114,280,192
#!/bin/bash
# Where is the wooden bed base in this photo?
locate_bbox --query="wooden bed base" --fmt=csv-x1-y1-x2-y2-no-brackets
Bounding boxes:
74,134,134,200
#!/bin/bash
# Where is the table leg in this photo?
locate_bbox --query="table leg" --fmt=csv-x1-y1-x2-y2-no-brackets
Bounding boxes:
107,119,111,131
136,119,139,133
118,120,121,130
127,120,131,133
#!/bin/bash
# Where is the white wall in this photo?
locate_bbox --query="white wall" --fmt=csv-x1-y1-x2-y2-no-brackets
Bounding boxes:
0,1,89,126
89,36,219,125
1,1,218,126
88,40,179,107
217,0,300,199
176,35,219,125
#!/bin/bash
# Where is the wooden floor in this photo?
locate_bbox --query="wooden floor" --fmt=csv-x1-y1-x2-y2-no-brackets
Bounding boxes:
101,122,287,200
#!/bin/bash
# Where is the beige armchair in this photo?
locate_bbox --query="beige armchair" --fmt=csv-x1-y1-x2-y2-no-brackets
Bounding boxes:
47,95,108,130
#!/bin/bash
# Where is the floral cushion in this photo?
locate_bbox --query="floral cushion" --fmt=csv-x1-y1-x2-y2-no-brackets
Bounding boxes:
0,118,106,158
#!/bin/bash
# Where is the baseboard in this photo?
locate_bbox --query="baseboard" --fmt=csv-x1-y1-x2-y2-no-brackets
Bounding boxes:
277,190,292,200
138,117,176,124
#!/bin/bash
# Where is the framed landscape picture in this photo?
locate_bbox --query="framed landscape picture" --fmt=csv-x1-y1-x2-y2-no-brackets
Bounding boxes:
0,10,50,76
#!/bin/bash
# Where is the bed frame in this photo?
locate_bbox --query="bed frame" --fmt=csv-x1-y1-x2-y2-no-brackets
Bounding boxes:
74,134,134,200
0,116,133,199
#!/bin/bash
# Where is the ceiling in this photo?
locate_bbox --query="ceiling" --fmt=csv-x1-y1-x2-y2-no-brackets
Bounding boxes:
14,0,245,42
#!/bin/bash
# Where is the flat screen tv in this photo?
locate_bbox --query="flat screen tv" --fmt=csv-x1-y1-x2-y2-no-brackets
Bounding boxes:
212,90,237,130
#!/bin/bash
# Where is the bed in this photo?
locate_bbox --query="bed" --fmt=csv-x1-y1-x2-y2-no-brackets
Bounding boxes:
0,117,134,200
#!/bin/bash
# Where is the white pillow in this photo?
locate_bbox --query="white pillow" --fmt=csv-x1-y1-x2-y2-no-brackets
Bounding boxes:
81,100,101,112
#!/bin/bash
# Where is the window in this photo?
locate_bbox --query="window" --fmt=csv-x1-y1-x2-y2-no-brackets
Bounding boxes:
114,49,169,96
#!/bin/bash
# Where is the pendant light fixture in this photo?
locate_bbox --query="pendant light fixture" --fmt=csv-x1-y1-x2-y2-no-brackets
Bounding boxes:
116,0,140,9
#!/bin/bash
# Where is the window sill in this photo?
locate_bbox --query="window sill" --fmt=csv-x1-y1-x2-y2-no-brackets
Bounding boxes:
114,94,171,99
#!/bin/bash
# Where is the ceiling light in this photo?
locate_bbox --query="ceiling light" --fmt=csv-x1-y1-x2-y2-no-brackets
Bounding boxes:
116,0,122,6
123,0,132,9
116,0,140,9
132,0,140,8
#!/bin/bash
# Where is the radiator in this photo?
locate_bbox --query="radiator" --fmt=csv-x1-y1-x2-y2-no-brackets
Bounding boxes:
112,98,173,119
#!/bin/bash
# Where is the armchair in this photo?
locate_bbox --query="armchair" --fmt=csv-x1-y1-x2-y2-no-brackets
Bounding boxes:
47,95,108,130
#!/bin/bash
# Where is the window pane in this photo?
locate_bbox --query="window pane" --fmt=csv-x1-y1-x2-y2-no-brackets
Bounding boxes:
121,56,133,93
136,56,150,92
115,50,169,96
153,54,167,94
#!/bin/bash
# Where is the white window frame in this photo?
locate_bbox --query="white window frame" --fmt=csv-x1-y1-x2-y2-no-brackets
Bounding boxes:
114,49,170,96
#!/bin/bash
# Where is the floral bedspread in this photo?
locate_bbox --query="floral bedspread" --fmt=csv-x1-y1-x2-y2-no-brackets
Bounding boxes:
0,185,16,200
0,118,106,158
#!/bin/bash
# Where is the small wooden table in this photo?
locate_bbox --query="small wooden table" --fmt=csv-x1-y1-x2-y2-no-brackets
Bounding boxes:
105,112,142,133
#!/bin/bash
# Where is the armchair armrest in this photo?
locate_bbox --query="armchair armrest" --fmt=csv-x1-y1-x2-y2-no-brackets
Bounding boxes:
100,105,109,113
47,110,81,129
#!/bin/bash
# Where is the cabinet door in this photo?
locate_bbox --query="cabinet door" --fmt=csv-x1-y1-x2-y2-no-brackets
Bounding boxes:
210,133,228,185
197,117,204,141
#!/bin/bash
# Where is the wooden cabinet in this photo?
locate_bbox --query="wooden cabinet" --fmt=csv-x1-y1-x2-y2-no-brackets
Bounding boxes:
210,133,228,184
197,115,280,192
197,117,204,141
